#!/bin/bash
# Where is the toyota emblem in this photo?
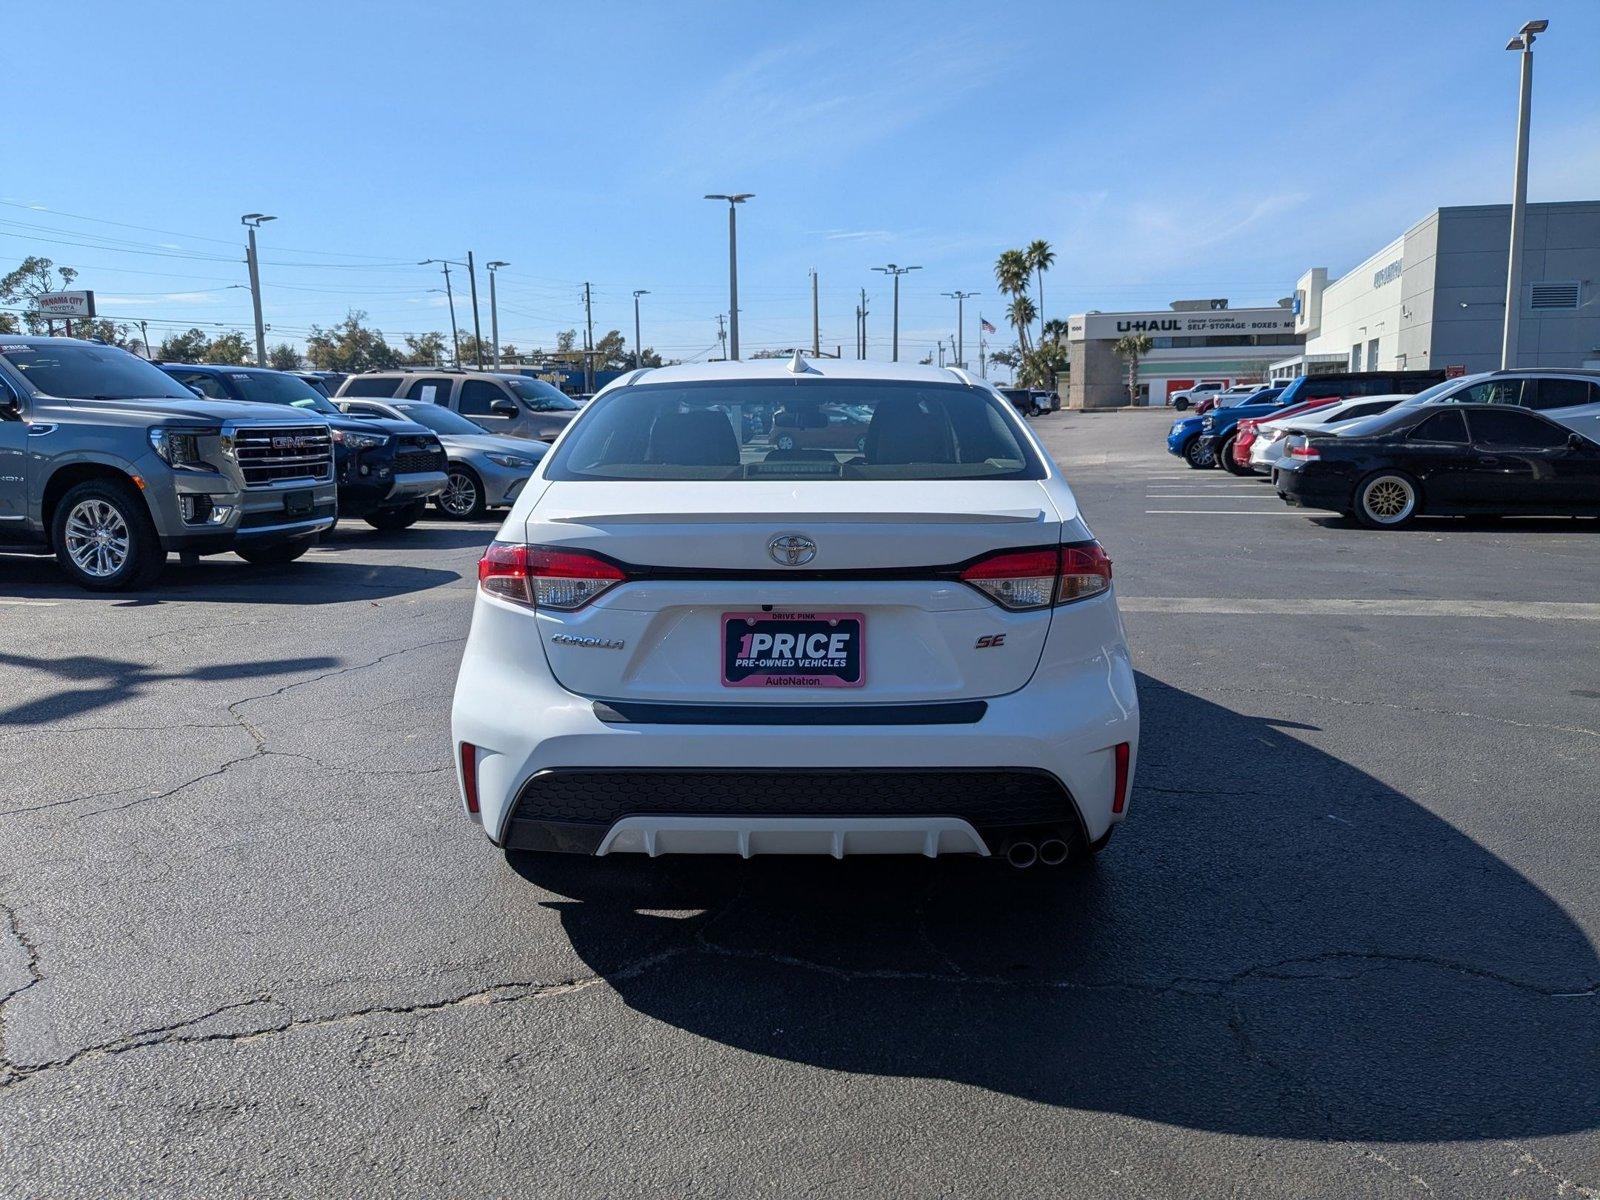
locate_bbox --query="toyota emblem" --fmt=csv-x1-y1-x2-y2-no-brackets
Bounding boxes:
767,533,817,566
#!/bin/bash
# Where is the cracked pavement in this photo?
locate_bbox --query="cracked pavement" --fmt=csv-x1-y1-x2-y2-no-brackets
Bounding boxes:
1,415,1598,1197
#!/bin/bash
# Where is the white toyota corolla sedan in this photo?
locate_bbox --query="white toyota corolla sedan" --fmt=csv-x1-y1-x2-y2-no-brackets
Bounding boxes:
451,357,1138,868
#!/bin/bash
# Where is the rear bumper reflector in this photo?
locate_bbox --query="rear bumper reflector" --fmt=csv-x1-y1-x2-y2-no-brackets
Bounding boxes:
591,700,988,726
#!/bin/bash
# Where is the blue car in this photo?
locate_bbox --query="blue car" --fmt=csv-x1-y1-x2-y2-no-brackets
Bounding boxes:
1165,388,1281,468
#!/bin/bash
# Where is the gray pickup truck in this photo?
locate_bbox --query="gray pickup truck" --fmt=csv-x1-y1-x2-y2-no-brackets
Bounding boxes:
0,336,338,591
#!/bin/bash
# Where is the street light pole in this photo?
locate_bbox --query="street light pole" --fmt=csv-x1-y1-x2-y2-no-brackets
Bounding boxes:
872,264,921,362
466,251,485,369
809,268,820,357
486,261,508,369
943,290,978,368
241,213,276,367
421,259,463,366
633,289,649,368
1501,18,1548,370
704,194,753,360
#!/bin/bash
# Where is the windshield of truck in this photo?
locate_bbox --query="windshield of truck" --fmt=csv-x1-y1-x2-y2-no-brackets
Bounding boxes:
0,341,195,400
228,370,341,415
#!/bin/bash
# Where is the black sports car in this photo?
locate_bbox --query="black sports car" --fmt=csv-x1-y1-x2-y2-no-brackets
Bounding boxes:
1273,402,1600,528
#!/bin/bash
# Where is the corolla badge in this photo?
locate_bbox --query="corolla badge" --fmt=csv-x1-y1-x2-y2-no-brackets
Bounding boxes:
767,533,817,566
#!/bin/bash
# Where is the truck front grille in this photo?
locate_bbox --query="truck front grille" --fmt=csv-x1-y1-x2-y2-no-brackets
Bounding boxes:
232,425,334,489
394,436,446,475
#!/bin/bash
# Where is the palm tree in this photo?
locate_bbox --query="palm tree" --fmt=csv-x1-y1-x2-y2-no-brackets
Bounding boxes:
1025,240,1055,335
1040,318,1070,346
1006,295,1038,353
994,249,1029,300
1113,333,1153,405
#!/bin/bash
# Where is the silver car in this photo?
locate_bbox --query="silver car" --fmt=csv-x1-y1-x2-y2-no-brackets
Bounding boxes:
337,398,546,519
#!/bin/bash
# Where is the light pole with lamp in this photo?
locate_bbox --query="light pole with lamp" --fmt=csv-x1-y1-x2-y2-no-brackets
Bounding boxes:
1502,18,1548,370
632,289,650,368
942,290,979,368
704,194,752,360
486,261,508,368
873,264,921,362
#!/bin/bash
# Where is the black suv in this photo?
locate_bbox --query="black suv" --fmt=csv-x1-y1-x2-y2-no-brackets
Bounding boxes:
161,365,448,530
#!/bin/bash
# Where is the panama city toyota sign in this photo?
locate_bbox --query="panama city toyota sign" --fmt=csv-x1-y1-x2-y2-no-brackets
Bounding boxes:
36,290,96,318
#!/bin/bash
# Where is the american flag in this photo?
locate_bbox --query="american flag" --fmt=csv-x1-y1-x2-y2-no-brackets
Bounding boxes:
980,318,997,334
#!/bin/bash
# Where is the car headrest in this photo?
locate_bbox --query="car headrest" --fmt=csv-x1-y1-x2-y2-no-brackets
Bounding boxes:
645,409,740,466
864,396,954,464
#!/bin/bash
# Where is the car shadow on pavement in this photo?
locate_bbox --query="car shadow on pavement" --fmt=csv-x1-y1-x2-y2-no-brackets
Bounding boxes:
0,552,458,603
508,673,1600,1143
316,523,499,552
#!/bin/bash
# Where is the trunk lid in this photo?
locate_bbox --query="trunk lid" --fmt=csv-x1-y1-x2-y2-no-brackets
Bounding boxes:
524,480,1069,704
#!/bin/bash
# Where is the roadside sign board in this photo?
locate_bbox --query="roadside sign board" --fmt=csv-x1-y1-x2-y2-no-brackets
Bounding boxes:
1444,364,1468,378
37,290,96,319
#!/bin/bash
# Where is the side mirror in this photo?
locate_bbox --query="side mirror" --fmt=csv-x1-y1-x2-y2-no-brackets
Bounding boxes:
490,398,518,417
187,384,205,398
1568,432,1589,450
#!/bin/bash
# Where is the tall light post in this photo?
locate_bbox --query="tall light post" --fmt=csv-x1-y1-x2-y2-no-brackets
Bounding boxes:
943,289,978,368
1501,18,1548,370
465,251,485,369
420,259,464,366
486,261,508,368
704,193,753,360
873,263,921,362
241,214,275,367
632,289,650,368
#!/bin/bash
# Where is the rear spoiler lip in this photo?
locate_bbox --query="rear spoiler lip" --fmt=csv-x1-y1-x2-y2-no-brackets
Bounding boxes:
545,508,1048,525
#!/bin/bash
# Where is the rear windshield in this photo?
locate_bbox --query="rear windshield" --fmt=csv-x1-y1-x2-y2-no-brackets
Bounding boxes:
542,379,1045,482
0,342,193,401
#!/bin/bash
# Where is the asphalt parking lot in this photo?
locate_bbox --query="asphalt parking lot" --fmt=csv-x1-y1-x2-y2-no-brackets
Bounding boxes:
2,411,1598,1198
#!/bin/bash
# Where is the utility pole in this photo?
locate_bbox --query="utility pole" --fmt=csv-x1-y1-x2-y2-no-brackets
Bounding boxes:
138,320,151,359
241,213,275,367
1501,18,1548,369
809,268,820,357
486,261,508,369
633,289,649,368
872,264,920,362
421,259,463,365
704,194,752,359
859,287,869,359
715,313,727,361
582,282,595,393
466,251,484,369
942,290,978,368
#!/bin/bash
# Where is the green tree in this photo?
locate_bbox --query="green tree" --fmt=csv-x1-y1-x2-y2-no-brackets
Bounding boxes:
305,310,401,373
1025,239,1055,335
593,329,631,368
1041,318,1070,346
158,328,212,363
993,249,1033,353
1113,333,1153,405
1,256,80,334
556,329,577,353
268,342,301,370
208,331,251,365
403,331,448,365
1005,295,1037,348
987,346,1021,379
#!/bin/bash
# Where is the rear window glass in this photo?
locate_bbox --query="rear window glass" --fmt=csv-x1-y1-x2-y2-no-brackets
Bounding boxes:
542,380,1044,482
341,376,401,398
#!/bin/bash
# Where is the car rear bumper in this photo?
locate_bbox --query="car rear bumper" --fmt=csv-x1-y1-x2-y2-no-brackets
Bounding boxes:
1273,464,1349,511
452,596,1140,856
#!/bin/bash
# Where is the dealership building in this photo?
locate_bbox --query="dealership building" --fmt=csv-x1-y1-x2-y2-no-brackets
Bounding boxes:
1275,201,1600,379
1066,300,1302,408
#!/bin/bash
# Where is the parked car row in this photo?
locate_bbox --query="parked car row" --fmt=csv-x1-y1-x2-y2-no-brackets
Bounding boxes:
0,338,556,591
1165,367,1600,528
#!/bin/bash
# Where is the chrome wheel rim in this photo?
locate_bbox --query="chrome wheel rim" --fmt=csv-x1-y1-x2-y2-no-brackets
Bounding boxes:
440,471,478,516
1363,477,1415,524
64,499,130,577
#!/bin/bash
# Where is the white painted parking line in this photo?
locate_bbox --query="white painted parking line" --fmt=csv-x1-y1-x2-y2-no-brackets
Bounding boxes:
1120,597,1600,621
0,598,59,607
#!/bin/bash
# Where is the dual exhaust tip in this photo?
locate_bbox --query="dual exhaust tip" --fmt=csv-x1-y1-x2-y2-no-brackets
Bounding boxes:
1004,837,1070,869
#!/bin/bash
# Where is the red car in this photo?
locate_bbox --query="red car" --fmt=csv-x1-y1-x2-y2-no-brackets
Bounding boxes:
1226,398,1340,475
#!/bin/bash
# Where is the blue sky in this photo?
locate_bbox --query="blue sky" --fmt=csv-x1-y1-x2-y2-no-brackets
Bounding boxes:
6,0,1599,367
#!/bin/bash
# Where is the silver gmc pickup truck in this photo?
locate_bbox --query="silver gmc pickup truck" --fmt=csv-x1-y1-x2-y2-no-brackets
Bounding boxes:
0,336,338,591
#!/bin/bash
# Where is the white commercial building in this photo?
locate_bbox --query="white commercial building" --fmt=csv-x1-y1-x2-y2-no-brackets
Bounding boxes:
1278,201,1600,380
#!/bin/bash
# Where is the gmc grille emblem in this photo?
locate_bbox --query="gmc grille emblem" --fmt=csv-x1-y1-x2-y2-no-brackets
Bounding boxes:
271,435,314,451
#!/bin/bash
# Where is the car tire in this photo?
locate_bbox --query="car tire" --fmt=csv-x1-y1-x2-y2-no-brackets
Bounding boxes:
1182,436,1213,470
775,434,796,451
436,467,487,520
1173,398,1189,411
365,500,426,531
1354,470,1421,529
235,539,314,566
51,478,164,592
1218,436,1251,476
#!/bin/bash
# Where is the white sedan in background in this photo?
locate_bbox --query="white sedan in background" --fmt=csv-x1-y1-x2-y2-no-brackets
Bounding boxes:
1249,395,1408,471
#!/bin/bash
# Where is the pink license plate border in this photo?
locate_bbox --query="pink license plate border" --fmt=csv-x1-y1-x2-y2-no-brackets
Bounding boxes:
720,610,865,689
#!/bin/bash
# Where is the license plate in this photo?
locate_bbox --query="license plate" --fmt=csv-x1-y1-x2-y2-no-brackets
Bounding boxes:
284,489,314,516
722,611,864,689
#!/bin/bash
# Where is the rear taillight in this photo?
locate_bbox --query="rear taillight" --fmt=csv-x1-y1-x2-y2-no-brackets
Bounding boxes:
477,542,627,610
958,542,1112,610
1289,443,1321,460
1111,742,1130,814
1238,419,1256,434
459,741,480,814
